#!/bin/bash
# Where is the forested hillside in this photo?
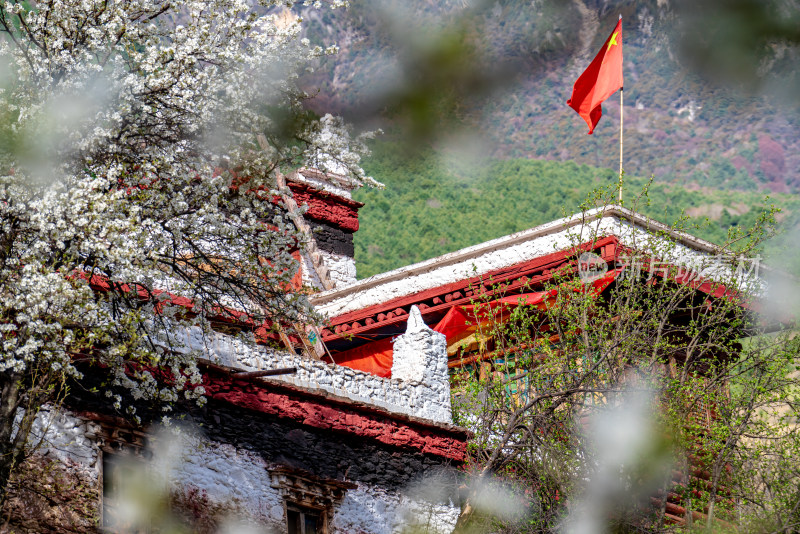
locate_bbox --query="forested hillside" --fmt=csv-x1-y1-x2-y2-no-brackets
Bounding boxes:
353,142,800,279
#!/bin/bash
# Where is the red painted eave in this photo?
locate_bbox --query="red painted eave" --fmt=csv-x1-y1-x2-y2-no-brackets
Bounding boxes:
321,237,621,342
200,362,471,462
287,180,362,233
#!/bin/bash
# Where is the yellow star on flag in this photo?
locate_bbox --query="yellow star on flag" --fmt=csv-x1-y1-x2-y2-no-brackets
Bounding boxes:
607,31,619,50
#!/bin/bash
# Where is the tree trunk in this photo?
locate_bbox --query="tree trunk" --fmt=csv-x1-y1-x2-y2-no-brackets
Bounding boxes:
0,372,22,508
452,469,489,534
453,500,475,532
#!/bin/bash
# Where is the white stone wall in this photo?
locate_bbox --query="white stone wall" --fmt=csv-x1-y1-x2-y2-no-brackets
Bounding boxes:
331,485,460,534
170,436,286,531
28,408,102,481
301,251,358,290
172,435,459,534
29,417,459,533
178,307,453,424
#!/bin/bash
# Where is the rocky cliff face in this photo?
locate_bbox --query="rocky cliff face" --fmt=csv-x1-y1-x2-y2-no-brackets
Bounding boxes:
298,0,800,193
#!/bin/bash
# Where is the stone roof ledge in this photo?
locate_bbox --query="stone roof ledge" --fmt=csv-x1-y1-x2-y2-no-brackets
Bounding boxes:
177,315,454,424
312,205,772,317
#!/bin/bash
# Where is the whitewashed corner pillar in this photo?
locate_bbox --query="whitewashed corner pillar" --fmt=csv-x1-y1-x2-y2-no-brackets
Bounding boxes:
391,306,452,423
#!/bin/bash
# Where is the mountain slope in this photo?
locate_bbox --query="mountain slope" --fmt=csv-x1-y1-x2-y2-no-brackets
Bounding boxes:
352,142,800,279
301,0,800,193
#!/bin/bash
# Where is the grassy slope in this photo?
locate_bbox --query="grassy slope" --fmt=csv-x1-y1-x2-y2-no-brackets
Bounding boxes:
353,142,800,279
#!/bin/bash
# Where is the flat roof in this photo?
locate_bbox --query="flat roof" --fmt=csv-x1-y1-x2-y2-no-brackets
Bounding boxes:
311,206,730,315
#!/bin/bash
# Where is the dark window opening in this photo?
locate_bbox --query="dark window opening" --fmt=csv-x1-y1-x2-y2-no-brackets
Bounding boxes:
287,503,323,534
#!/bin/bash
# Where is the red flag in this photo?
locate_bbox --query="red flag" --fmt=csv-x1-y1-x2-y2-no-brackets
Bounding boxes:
567,18,623,134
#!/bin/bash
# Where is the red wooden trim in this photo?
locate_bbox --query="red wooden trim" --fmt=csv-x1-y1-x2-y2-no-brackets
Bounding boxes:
201,366,469,461
322,237,620,342
288,182,362,233
287,181,364,209
229,171,362,233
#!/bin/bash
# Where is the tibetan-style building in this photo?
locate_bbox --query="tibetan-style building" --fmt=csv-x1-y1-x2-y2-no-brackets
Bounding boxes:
5,170,469,534
312,205,764,376
308,204,776,530
6,170,778,533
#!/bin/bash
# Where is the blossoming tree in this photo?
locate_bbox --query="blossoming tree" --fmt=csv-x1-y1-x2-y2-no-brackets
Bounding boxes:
450,197,800,533
0,0,376,504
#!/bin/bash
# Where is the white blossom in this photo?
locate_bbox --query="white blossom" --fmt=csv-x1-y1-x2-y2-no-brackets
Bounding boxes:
0,0,375,419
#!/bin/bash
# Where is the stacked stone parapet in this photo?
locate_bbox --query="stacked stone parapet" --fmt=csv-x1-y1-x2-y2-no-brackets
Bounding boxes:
178,305,452,424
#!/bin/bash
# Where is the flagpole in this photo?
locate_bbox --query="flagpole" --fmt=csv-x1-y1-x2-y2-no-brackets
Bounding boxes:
619,87,623,204
618,14,623,205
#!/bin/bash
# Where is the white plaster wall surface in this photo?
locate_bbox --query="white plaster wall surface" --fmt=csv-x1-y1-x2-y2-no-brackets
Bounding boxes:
331,485,459,534
314,208,748,318
300,252,322,289
170,435,285,532
324,251,358,288
172,435,459,534
301,251,357,290
176,313,453,424
29,408,101,480
391,307,452,423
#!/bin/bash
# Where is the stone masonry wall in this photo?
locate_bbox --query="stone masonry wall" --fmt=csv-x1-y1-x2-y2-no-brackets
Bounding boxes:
301,250,358,289
178,305,453,424
391,307,451,421
16,407,460,534
170,430,461,533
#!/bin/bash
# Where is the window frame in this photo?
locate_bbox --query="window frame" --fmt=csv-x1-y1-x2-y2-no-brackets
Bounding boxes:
269,466,356,534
